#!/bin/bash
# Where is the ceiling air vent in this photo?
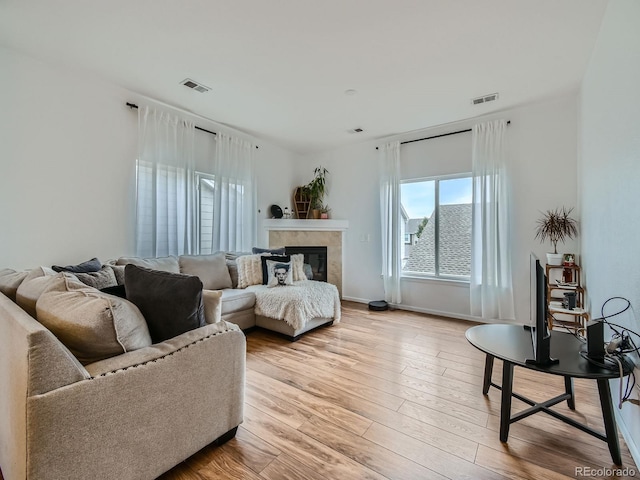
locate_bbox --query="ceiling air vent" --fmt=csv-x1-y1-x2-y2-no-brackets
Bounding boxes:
472,92,499,105
180,78,211,93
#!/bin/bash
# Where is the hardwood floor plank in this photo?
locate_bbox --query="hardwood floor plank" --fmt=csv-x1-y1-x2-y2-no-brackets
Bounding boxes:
362,422,509,480
242,404,388,480
219,427,282,474
474,444,577,480
258,455,332,480
298,414,449,480
247,368,373,435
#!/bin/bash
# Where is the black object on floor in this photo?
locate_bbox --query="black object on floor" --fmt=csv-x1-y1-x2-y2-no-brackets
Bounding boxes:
368,300,388,311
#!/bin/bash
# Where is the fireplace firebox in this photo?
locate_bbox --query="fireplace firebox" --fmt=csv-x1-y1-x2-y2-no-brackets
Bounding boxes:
285,246,327,282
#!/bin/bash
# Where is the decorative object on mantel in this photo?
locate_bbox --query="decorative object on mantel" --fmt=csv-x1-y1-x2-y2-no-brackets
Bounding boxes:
270,204,283,219
283,207,292,219
293,167,329,219
293,186,311,219
320,205,331,219
534,207,578,265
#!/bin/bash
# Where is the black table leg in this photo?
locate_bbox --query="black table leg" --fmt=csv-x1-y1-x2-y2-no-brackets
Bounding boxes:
500,360,514,442
483,354,494,395
597,378,622,465
564,376,575,410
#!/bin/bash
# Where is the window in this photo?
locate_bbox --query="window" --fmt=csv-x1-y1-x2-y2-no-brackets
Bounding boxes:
196,173,216,254
401,174,472,279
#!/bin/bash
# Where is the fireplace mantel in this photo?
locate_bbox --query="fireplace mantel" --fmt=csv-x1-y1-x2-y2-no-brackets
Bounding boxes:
263,219,349,232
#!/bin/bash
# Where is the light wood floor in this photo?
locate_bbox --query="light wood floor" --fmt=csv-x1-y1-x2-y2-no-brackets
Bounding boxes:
2,302,635,480
157,301,637,480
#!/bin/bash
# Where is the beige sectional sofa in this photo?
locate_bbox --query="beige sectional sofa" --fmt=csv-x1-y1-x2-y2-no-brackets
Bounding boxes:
0,267,245,480
0,251,340,479
113,252,339,340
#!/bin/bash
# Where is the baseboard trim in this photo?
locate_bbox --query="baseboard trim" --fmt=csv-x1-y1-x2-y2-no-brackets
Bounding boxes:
341,296,494,324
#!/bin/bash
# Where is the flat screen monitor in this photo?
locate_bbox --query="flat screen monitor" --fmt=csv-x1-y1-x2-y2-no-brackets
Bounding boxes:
525,253,558,365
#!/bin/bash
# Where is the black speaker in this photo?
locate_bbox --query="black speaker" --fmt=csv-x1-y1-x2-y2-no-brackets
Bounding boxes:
587,320,605,362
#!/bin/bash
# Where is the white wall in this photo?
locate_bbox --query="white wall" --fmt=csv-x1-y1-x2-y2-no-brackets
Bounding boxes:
580,0,640,463
0,47,296,269
298,93,580,322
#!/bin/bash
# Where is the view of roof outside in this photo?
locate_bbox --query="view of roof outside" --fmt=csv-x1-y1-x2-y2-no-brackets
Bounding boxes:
401,177,472,278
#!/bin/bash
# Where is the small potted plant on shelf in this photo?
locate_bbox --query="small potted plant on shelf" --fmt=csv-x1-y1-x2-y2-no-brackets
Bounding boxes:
535,207,578,265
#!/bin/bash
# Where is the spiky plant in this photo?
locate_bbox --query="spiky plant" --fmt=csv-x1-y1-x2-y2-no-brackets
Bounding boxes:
534,207,578,254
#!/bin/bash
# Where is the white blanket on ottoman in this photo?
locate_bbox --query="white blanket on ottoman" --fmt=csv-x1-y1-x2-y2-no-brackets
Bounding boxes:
246,281,341,331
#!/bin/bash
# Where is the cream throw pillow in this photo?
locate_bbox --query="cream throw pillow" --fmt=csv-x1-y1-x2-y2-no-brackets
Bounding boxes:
0,269,29,302
236,254,266,288
36,275,152,365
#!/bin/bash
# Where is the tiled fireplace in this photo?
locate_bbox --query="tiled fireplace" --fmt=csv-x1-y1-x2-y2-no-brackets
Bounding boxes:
263,219,349,297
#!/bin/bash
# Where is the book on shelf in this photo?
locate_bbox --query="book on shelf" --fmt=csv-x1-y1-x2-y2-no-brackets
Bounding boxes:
554,280,578,288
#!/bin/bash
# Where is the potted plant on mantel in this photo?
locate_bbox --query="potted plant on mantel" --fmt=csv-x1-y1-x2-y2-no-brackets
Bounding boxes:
306,167,329,219
535,207,578,265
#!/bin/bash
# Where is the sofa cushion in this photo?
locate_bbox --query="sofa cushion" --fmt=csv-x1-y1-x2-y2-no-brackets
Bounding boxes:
0,269,29,301
226,259,239,288
16,270,64,318
52,257,102,273
290,254,307,282
36,275,152,365
264,259,294,287
260,255,290,284
125,264,205,343
179,253,233,290
236,254,267,288
220,288,256,315
202,289,223,324
73,265,118,290
116,255,180,273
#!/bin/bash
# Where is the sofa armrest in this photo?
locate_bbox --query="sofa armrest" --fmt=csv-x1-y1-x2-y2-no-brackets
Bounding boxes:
26,321,246,480
84,320,236,377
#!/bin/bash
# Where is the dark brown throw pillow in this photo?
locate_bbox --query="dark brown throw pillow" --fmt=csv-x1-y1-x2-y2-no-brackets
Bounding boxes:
124,264,205,343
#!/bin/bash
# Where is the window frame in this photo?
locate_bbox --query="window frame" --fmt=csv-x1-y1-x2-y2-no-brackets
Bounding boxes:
400,172,472,282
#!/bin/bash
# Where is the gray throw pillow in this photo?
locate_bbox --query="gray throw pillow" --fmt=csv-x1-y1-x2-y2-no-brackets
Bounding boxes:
125,264,206,343
252,247,286,255
73,265,118,290
52,257,102,273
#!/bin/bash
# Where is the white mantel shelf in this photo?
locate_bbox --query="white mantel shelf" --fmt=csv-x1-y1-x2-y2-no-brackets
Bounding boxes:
263,219,349,231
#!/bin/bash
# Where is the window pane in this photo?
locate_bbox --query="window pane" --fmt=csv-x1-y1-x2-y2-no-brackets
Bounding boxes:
438,177,472,277
401,181,435,274
199,177,215,254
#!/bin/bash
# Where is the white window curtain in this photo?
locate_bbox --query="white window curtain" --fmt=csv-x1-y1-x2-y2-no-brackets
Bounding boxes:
206,132,257,253
379,141,402,304
135,106,196,258
470,119,515,320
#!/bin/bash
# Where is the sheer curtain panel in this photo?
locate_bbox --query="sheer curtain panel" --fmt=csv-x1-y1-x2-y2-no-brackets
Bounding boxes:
135,106,196,258
206,132,257,253
379,141,402,304
470,120,515,320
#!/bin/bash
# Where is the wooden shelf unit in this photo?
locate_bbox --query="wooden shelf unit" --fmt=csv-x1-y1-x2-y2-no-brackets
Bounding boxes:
546,263,588,335
293,187,310,219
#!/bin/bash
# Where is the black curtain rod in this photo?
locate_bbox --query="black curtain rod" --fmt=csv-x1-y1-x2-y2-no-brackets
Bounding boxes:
126,102,259,148
375,120,511,150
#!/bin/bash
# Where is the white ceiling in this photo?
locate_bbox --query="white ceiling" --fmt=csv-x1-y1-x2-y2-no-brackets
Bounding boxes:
0,0,608,154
